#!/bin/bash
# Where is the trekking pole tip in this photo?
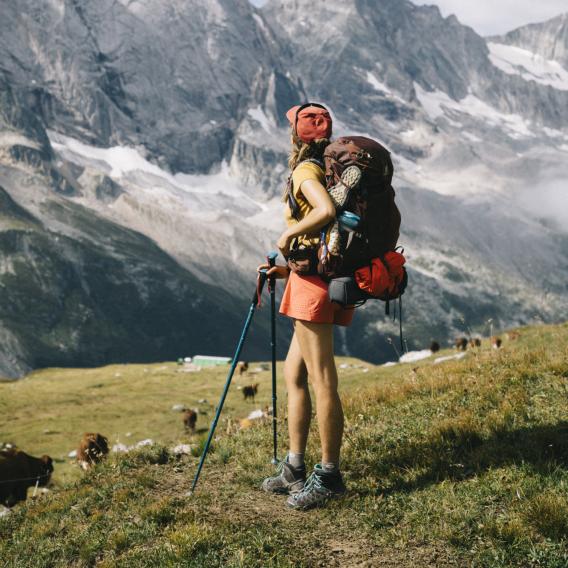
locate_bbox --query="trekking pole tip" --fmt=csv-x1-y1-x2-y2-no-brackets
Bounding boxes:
271,457,279,465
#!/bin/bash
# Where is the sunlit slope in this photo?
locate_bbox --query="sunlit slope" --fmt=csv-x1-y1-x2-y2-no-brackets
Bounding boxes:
1,323,567,567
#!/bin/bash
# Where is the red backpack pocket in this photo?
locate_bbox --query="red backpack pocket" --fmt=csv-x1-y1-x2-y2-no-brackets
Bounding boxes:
383,251,406,296
354,258,391,297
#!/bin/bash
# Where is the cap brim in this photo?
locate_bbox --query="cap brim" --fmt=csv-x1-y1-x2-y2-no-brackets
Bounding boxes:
286,105,301,125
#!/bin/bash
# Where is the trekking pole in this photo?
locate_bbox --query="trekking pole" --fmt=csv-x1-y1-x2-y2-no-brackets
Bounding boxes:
267,251,279,465
189,269,269,495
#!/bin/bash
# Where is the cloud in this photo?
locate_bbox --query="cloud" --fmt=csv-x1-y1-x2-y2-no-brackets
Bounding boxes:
411,0,568,36
519,177,568,230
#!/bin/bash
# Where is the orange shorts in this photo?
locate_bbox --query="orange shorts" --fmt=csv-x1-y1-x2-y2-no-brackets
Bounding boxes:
279,272,355,327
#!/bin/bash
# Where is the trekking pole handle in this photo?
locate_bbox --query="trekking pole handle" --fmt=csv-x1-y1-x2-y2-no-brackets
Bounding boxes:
267,251,278,269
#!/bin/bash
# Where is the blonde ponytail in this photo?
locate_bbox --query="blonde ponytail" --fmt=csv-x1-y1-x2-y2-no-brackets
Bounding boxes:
288,132,330,170
283,131,330,202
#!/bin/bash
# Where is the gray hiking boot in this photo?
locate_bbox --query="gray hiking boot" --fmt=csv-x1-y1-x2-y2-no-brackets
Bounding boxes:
286,464,346,510
261,460,306,495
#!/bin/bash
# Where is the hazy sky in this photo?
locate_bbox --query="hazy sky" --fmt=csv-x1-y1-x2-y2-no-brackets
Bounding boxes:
411,0,568,36
251,1,567,36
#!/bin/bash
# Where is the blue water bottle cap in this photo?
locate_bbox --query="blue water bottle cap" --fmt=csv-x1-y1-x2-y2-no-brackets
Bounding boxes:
338,211,361,232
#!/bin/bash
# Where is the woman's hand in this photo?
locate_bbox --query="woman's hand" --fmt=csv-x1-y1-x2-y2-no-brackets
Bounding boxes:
277,229,294,258
257,263,290,279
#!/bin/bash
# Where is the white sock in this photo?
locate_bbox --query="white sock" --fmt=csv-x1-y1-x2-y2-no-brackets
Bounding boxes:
322,461,339,474
287,452,305,468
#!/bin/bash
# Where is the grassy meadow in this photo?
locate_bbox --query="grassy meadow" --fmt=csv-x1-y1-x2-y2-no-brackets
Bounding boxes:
1,323,567,567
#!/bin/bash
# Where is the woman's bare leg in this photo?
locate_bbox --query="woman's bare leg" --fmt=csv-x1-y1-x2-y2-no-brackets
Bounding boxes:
293,320,343,464
284,330,311,455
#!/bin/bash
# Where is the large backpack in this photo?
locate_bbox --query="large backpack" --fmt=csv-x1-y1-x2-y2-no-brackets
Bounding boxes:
285,136,406,301
321,136,404,285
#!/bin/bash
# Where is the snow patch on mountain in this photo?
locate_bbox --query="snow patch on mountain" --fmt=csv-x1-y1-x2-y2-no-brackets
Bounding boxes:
366,71,406,104
47,130,282,294
247,106,276,133
49,131,265,213
366,72,391,95
0,133,41,150
488,42,568,90
414,83,533,138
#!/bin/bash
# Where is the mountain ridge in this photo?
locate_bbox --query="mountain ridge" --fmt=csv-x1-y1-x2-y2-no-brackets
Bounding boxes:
490,12,568,68
1,0,567,376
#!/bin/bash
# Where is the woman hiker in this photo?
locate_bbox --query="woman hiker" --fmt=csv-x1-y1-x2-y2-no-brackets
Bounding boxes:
259,103,356,510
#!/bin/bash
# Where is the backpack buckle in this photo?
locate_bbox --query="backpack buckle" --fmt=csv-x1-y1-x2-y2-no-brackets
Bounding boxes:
355,149,371,161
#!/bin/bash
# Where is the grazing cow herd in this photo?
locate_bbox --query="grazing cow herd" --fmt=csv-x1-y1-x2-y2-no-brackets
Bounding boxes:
453,335,499,352
0,358,258,509
1,334,519,510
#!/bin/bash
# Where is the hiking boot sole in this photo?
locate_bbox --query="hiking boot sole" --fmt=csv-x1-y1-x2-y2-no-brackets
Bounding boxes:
261,483,290,495
341,165,362,189
285,489,346,511
328,165,362,208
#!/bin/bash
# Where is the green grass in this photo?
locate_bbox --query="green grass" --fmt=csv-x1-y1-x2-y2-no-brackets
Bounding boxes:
0,356,375,485
1,324,567,567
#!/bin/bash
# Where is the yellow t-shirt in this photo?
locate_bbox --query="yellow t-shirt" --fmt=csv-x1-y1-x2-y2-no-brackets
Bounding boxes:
284,161,325,247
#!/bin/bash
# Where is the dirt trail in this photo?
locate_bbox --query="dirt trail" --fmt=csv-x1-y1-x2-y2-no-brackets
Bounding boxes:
158,462,459,567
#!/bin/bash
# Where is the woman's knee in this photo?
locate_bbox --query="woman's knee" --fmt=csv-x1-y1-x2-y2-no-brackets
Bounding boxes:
285,361,308,390
309,371,339,396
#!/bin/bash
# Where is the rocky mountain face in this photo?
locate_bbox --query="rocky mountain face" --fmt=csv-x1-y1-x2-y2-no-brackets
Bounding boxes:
261,0,568,359
0,0,303,173
493,13,568,68
0,176,269,378
1,0,567,377
0,67,273,378
265,0,568,127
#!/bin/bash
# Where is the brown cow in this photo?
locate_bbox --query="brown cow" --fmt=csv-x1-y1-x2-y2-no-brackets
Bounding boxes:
491,336,502,349
0,447,53,507
469,338,482,348
430,341,440,353
77,433,109,470
243,383,259,402
182,409,198,433
455,337,468,351
236,361,249,376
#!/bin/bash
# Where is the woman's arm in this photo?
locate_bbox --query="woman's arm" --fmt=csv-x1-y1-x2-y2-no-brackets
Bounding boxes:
278,179,335,256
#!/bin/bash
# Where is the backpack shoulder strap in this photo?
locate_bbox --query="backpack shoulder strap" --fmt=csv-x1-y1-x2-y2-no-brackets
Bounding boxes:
285,159,325,221
300,158,324,169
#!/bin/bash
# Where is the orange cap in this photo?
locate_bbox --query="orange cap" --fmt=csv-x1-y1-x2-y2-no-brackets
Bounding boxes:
286,103,332,143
